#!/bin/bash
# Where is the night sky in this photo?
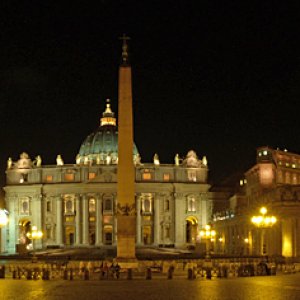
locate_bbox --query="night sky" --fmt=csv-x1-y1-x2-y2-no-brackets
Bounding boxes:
1,1,299,187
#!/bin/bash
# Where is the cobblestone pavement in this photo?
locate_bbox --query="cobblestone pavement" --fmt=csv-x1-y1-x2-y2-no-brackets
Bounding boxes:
1,273,300,300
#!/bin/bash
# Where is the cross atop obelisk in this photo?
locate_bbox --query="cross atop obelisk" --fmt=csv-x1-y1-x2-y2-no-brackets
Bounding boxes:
119,34,130,65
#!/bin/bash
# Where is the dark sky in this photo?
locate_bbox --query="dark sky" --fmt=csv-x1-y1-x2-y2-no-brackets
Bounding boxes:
0,1,300,187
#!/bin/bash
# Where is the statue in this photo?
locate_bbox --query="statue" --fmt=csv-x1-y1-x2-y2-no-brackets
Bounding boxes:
76,154,81,165
153,153,160,165
106,153,112,165
134,154,141,165
56,155,64,166
7,157,13,169
96,154,101,165
202,156,208,166
174,154,180,166
35,155,42,167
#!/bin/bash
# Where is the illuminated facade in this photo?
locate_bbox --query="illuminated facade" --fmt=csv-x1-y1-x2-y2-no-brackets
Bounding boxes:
213,146,300,258
3,50,211,254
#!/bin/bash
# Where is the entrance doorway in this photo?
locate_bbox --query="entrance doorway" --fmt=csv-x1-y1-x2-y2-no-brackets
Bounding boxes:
65,226,75,246
18,219,31,253
186,216,198,244
104,225,113,245
142,225,152,245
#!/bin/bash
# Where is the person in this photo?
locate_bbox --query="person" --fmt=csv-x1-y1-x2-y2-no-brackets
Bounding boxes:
102,262,109,279
115,263,121,279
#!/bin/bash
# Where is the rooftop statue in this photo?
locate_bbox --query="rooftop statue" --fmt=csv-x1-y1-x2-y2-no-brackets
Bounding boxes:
106,153,112,165
35,155,42,167
7,157,13,169
153,153,160,165
175,154,180,166
56,155,64,166
134,153,142,165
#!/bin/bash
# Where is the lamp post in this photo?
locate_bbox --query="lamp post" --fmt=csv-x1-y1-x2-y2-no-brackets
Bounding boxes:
251,207,277,256
0,209,8,253
199,225,216,259
26,225,43,261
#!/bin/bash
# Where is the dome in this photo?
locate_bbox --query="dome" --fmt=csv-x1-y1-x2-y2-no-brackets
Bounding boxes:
76,100,139,165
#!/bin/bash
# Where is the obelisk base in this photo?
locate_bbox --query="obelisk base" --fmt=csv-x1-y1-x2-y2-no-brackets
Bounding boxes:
117,216,136,258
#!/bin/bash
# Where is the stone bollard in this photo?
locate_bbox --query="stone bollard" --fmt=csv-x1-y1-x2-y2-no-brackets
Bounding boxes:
70,268,74,280
17,268,21,280
84,268,90,280
188,268,194,280
33,270,38,280
12,269,17,279
63,269,68,280
146,267,152,280
27,269,32,280
168,266,174,280
127,268,133,280
42,268,46,280
206,268,212,280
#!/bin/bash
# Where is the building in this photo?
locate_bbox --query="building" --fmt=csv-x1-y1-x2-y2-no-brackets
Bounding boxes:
3,48,212,254
213,146,300,258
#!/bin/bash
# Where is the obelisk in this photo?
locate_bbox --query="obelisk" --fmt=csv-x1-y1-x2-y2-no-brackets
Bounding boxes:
117,35,136,260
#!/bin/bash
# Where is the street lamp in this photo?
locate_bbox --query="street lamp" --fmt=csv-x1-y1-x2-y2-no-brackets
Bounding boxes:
26,225,43,261
199,225,216,258
251,207,277,256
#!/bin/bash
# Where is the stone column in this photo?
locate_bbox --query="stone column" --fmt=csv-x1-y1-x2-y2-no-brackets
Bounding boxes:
75,194,81,245
174,193,185,247
6,195,16,253
136,194,141,245
154,195,160,245
282,218,295,257
82,195,89,245
56,196,63,245
95,194,103,246
32,194,43,249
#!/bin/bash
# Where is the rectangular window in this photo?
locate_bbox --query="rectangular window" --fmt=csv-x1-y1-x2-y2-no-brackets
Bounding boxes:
187,198,196,212
46,175,53,182
142,173,152,180
88,172,96,180
163,173,170,181
46,200,51,212
89,198,96,213
20,197,30,215
64,174,74,181
46,225,52,239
